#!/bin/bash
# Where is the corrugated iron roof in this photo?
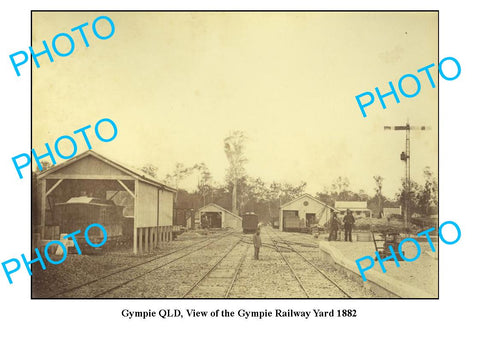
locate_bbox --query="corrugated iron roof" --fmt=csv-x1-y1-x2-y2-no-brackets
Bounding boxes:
198,203,243,220
280,193,338,212
335,201,368,209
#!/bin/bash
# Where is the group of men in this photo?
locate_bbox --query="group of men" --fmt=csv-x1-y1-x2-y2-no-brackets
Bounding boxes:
328,209,355,242
251,209,355,260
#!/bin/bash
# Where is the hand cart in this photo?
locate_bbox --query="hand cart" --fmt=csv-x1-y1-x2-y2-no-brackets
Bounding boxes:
371,229,405,261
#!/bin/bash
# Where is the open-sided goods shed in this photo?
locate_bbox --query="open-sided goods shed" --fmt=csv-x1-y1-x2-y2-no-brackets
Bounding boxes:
34,150,176,254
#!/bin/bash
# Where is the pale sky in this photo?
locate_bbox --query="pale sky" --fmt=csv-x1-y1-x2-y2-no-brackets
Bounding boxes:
32,12,438,199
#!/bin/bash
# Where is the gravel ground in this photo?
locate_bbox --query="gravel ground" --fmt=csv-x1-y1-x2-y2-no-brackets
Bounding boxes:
228,228,377,298
100,233,243,298
229,232,308,298
33,227,391,299
32,229,232,298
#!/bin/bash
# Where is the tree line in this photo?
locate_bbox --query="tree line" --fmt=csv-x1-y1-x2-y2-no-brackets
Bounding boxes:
142,131,438,223
32,132,438,224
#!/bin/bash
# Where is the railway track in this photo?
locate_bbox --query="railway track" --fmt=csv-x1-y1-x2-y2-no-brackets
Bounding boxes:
266,228,352,298
182,235,249,298
265,229,310,297
224,245,249,298
51,231,238,298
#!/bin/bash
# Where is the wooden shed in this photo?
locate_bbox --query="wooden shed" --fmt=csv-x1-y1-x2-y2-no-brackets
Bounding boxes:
33,150,176,254
279,194,338,232
197,203,242,230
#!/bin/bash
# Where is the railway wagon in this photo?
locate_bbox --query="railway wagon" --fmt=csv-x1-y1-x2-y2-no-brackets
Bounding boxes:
54,196,127,252
242,212,258,234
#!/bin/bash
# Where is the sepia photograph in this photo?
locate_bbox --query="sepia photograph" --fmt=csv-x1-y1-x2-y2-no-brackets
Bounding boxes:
31,11,438,299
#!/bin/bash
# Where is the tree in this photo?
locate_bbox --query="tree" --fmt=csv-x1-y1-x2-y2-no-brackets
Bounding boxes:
281,181,307,202
139,163,158,178
358,189,370,202
396,178,421,217
224,131,247,215
373,175,384,217
36,160,52,172
165,163,195,203
418,167,438,215
195,162,212,206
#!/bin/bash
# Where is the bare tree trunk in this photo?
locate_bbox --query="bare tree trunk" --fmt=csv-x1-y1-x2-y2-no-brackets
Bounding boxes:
378,193,381,217
232,180,238,215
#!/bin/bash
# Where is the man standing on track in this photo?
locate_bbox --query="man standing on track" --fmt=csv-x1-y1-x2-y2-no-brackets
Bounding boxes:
343,209,355,242
253,228,262,260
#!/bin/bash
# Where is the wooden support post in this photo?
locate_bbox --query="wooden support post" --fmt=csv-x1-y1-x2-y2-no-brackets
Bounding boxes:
149,227,153,252
144,227,148,253
156,226,159,248
133,179,138,255
40,179,47,238
139,228,143,254
143,228,150,253
152,227,156,250
133,227,138,255
169,226,172,242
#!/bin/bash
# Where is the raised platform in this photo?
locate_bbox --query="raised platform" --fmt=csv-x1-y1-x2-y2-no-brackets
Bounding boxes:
318,240,437,298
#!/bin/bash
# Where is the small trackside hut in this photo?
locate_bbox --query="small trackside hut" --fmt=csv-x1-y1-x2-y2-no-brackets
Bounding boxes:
197,203,242,230
33,150,176,254
279,194,338,232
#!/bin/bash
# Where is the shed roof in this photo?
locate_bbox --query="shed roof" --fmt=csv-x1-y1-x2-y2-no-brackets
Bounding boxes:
335,201,368,209
198,203,242,220
37,150,176,192
280,193,338,212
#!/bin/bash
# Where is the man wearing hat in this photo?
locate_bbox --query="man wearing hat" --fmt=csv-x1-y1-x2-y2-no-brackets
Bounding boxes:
328,210,341,241
343,209,355,242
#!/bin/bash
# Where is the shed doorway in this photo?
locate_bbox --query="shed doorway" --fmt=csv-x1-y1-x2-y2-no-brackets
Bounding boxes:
306,213,316,227
201,212,222,228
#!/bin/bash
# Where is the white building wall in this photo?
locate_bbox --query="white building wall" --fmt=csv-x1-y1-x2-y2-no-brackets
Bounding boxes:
158,189,174,226
280,196,333,231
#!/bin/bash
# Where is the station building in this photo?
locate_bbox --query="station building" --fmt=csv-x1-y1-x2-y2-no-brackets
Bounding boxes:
334,201,372,218
279,194,338,232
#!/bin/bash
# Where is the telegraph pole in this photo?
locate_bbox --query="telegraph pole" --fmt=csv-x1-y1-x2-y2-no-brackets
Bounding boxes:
384,122,430,230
